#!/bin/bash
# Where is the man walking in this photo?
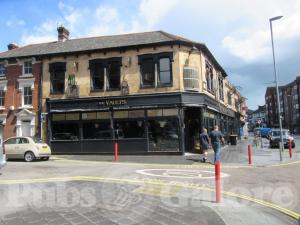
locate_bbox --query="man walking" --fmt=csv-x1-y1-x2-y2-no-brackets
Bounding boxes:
199,128,209,163
209,125,224,163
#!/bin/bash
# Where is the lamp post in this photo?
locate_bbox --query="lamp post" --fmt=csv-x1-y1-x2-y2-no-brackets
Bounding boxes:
269,16,283,161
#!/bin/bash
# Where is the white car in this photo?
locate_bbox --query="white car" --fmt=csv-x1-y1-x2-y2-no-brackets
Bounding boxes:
4,137,51,162
0,141,6,169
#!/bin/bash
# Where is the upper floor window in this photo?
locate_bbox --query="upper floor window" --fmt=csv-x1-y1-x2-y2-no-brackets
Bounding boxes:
218,77,224,101
0,64,5,76
49,62,66,94
139,52,173,88
23,86,32,106
205,62,213,92
227,91,232,105
23,61,32,75
0,89,5,107
89,58,121,91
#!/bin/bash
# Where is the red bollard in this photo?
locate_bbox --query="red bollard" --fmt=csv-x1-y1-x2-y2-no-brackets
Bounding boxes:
215,160,221,203
114,142,118,161
289,140,293,159
248,144,252,165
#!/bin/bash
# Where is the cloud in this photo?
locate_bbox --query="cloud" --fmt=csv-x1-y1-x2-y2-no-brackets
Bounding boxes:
6,19,25,27
138,0,180,29
222,0,300,63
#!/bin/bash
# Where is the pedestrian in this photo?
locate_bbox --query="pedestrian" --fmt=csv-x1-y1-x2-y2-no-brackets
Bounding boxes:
199,128,209,163
209,125,225,163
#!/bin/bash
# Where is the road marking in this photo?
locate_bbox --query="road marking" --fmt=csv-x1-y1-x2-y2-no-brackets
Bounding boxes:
52,156,300,169
136,169,230,179
133,185,182,197
0,175,299,220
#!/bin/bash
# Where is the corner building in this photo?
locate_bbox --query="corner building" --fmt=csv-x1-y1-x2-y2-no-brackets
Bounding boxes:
1,27,247,154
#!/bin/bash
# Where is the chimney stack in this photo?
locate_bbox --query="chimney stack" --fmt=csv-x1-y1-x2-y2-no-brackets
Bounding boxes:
57,26,69,42
7,43,19,50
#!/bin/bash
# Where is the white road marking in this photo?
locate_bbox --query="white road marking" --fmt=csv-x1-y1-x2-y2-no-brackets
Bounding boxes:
136,169,230,179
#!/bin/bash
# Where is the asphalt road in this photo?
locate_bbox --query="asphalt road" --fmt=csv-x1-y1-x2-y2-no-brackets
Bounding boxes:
0,156,299,225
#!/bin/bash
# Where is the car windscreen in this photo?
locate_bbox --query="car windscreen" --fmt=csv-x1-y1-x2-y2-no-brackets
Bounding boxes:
32,138,44,143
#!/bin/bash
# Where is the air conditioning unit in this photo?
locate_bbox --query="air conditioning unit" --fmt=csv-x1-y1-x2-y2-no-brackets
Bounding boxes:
9,106,14,110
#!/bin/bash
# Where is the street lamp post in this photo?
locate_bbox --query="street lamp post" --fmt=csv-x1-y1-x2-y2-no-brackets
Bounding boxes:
269,16,283,161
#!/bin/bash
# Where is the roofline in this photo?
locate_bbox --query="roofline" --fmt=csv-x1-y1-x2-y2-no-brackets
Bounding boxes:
0,32,228,77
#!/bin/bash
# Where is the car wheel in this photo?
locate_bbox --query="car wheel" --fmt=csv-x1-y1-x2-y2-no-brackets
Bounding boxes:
24,152,35,162
41,157,49,161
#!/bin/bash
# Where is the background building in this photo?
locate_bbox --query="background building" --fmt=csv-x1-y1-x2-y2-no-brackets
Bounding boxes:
248,105,267,130
265,77,300,133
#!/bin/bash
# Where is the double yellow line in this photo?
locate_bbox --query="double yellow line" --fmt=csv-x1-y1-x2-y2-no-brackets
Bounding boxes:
0,175,299,220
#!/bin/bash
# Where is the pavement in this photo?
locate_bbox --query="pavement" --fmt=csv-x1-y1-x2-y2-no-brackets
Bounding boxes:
54,136,300,167
0,136,299,225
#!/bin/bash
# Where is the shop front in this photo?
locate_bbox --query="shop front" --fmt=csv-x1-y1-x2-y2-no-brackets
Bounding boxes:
46,92,238,154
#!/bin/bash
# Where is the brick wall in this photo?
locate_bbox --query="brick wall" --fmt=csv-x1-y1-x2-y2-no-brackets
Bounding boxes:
1,62,41,139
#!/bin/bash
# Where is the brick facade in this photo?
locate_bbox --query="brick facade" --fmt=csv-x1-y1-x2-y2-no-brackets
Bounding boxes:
0,61,41,140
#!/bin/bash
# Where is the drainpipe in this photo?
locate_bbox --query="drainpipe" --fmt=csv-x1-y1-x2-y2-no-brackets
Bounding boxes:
39,60,43,139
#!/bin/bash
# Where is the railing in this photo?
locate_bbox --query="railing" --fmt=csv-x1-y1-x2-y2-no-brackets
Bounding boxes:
183,67,199,91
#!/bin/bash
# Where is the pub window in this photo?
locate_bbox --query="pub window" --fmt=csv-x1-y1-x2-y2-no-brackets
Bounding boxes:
0,89,5,107
139,53,173,88
89,58,121,91
114,120,145,138
23,61,32,75
83,121,112,139
163,108,178,116
66,113,80,120
23,86,32,106
113,111,129,119
147,109,163,117
52,123,79,140
148,118,179,152
52,113,66,121
49,62,66,94
0,64,5,76
82,112,97,120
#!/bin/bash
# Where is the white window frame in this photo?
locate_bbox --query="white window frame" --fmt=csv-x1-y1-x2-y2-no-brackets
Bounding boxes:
0,64,5,77
0,80,7,110
23,60,33,76
18,78,34,108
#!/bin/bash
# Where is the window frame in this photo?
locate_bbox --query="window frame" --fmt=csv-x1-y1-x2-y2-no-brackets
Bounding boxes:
138,52,173,88
0,64,5,77
23,86,33,106
49,62,66,95
0,89,5,107
205,62,214,93
23,61,33,75
89,57,122,92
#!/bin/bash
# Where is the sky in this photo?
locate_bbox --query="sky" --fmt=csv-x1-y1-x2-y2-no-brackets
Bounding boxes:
0,0,299,109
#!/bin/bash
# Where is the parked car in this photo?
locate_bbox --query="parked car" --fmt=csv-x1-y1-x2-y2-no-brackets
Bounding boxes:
268,129,295,148
4,137,51,162
0,140,6,169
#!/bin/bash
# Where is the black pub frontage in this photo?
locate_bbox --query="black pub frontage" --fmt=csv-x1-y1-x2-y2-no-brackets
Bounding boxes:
46,92,239,155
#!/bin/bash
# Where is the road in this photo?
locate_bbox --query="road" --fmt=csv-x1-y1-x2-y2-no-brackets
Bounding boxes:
0,155,299,225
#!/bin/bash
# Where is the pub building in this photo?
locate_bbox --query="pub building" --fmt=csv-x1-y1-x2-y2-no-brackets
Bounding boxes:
2,26,246,154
